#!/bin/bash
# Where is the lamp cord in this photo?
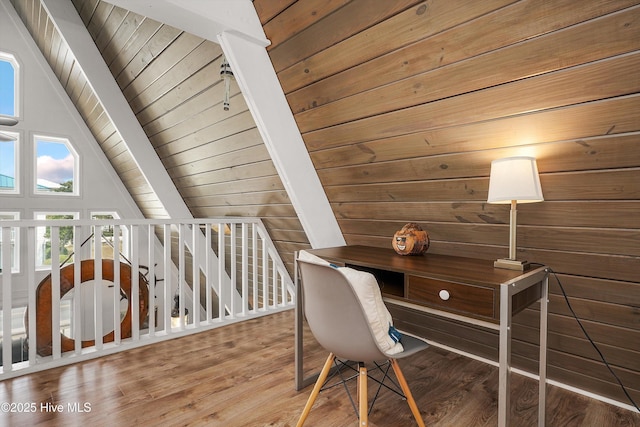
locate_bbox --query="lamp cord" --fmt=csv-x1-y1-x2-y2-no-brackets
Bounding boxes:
530,263,639,412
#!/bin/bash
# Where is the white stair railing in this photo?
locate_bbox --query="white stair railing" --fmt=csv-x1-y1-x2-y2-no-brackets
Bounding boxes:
0,218,294,379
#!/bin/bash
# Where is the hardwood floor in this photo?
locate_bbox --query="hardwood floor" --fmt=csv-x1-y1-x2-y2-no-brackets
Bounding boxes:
0,309,637,426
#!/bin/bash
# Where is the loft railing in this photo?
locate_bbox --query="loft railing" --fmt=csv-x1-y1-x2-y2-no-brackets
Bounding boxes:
0,218,294,379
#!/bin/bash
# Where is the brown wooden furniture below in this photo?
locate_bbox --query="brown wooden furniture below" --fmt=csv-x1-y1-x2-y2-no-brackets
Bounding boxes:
294,245,549,427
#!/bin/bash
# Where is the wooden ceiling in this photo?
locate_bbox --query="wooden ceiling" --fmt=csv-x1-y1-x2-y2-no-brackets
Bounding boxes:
8,0,640,409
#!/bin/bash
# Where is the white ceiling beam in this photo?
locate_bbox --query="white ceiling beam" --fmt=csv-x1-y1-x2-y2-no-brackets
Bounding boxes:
41,0,191,219
103,0,270,47
218,31,345,249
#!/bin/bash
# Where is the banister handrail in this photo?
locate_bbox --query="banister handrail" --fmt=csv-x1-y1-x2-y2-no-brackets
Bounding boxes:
0,217,260,228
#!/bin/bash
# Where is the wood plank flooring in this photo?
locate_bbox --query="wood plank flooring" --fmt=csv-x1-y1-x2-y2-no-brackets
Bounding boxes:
0,309,638,426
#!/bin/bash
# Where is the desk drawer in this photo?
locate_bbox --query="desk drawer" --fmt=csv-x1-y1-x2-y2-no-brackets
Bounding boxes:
407,275,496,320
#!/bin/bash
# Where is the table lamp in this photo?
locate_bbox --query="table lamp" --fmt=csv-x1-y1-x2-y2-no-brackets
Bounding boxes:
487,156,543,270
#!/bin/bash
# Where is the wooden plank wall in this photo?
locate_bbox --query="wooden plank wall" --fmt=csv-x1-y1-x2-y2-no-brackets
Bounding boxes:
10,0,311,273
255,0,640,407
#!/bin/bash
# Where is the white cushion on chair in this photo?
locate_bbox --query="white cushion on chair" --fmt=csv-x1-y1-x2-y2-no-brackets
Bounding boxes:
338,267,403,355
298,251,403,355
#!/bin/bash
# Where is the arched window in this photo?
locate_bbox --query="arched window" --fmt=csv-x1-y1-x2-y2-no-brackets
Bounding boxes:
34,135,79,195
0,52,19,121
0,52,20,193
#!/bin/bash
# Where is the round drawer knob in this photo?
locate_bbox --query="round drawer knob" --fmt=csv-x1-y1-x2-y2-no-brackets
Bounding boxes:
439,290,450,301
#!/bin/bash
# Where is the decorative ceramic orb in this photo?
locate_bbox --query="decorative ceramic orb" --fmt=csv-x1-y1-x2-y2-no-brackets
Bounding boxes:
392,223,430,256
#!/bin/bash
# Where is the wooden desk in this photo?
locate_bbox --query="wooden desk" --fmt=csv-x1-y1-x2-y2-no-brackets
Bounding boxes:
294,245,549,427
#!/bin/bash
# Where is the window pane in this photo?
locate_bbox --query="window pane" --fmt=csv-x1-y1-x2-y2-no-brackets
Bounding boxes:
91,213,127,260
0,57,16,117
0,137,16,192
35,213,77,269
0,212,19,273
35,137,77,194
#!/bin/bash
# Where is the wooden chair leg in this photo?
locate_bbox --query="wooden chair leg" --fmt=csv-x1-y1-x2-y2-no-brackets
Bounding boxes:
390,359,425,427
296,353,336,427
358,364,368,426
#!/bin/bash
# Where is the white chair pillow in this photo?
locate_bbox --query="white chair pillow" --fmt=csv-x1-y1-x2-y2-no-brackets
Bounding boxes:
337,266,403,355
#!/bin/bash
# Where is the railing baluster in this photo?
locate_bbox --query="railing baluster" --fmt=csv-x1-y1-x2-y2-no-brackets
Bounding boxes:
178,224,185,330
262,235,268,311
205,225,212,322
230,224,236,318
271,257,277,309
252,223,258,312
218,223,226,321
147,224,155,336
51,226,61,358
131,225,140,340
94,225,103,351
73,225,82,353
281,271,286,306
27,226,37,364
241,223,248,316
113,225,121,345
192,223,200,327
163,224,172,333
2,227,13,372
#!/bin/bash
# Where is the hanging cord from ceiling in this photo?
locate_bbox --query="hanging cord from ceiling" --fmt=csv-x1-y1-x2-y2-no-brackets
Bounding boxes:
219,55,234,111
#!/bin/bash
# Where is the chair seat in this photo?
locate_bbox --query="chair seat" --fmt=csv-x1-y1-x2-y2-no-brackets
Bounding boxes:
392,334,430,359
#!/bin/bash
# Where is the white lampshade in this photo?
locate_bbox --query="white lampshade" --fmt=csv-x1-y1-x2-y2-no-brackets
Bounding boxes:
487,156,543,204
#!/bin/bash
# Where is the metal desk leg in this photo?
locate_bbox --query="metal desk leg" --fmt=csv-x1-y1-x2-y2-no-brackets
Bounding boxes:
498,284,513,427
294,254,304,390
538,275,549,426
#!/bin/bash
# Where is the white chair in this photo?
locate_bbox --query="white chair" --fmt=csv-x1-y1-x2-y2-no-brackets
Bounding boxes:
296,257,429,427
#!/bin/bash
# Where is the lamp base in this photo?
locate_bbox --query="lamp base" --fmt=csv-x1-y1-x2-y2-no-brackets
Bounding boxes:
494,258,531,271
